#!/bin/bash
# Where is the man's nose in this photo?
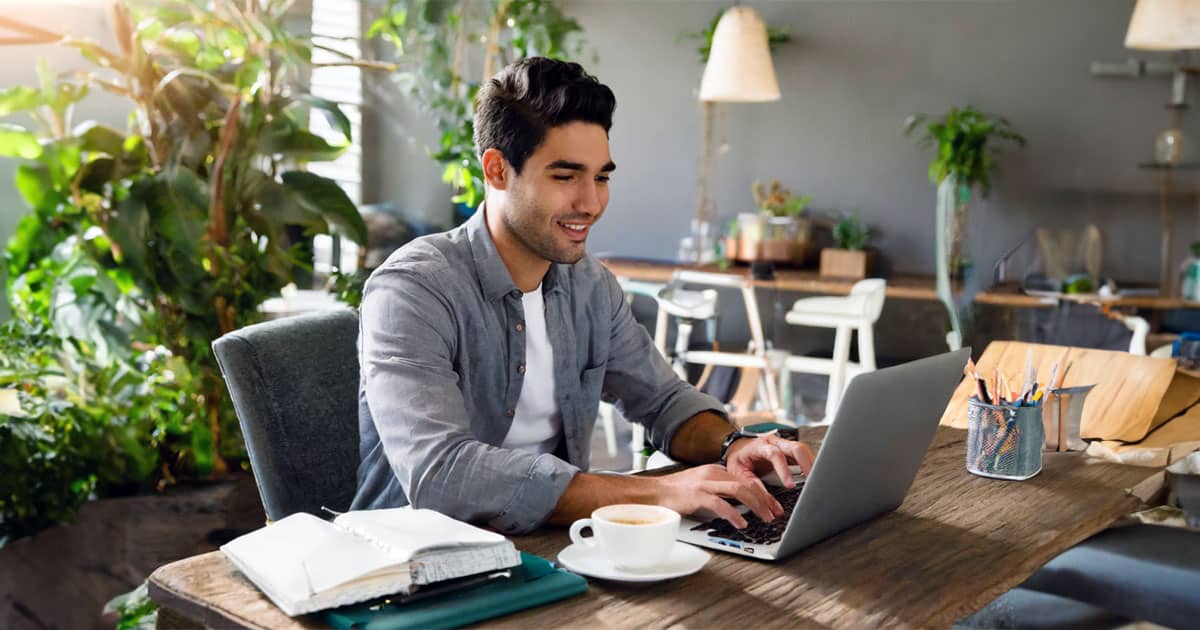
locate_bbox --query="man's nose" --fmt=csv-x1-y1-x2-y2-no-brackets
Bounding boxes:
575,180,602,216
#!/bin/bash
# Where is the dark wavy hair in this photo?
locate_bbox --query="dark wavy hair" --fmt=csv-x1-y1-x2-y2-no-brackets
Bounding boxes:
473,57,616,174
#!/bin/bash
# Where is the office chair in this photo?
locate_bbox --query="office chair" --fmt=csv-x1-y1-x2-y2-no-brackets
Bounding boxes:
213,308,361,521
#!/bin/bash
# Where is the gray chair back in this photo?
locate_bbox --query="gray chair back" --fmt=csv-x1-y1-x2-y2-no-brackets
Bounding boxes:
213,309,360,520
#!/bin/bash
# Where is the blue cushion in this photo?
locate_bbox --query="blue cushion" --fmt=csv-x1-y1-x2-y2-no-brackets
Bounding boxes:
1022,524,1200,630
955,587,1131,629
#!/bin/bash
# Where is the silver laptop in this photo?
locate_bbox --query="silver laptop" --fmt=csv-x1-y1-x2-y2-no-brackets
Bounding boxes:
677,348,971,561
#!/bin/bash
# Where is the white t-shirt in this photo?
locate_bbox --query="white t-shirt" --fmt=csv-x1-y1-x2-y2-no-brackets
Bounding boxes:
501,284,562,454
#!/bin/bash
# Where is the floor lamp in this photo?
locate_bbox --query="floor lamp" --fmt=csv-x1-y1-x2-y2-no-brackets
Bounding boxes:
695,5,781,264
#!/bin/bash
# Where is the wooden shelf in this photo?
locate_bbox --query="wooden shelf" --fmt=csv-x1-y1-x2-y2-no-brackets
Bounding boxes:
601,258,943,301
601,259,1200,310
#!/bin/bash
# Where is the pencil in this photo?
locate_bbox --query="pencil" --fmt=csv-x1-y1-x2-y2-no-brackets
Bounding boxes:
1056,362,1073,389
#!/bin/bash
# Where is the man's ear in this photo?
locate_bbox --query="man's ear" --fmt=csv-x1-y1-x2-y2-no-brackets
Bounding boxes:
481,148,510,191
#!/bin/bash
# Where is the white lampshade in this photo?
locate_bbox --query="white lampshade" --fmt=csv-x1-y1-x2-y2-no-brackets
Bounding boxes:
698,6,781,103
1125,0,1200,51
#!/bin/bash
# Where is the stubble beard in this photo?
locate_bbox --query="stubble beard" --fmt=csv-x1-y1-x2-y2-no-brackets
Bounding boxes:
502,191,586,265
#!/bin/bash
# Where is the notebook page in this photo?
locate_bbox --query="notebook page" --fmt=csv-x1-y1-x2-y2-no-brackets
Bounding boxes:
220,513,407,606
334,507,507,559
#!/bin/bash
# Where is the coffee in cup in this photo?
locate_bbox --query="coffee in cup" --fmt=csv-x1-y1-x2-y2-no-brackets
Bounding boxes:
568,504,680,571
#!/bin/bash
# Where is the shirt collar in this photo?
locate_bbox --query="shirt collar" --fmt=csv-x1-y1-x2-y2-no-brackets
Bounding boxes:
466,203,568,302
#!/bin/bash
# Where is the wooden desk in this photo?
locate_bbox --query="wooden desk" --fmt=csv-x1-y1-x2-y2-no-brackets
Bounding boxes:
147,427,1162,629
975,283,1200,310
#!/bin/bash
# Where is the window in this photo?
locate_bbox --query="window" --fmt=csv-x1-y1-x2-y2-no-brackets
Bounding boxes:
309,0,362,276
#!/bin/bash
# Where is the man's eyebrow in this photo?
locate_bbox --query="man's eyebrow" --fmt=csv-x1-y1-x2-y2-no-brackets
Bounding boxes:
546,159,617,173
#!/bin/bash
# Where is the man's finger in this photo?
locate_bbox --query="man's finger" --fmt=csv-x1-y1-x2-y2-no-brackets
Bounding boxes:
781,440,816,474
708,479,779,522
704,494,749,529
762,444,795,488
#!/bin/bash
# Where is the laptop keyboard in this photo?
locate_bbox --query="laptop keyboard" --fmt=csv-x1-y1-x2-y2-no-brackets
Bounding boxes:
689,482,805,546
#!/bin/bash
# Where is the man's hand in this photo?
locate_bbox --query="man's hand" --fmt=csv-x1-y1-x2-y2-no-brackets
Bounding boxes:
723,433,816,490
650,464,784,529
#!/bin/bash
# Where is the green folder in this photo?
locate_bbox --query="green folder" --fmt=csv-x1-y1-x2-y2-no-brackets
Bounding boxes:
319,552,587,629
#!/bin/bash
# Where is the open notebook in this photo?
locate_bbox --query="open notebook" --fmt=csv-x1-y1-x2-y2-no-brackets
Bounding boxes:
220,507,521,616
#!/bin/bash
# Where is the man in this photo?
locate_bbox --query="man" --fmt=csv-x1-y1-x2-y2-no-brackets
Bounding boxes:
352,57,814,535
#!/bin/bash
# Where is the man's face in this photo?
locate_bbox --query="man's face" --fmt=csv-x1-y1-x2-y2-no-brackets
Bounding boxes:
501,122,615,265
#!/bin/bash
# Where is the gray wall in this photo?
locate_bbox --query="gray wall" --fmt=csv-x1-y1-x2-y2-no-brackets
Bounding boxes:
366,0,1189,285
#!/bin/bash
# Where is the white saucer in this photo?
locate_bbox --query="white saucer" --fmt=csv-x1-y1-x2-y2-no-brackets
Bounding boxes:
556,541,710,583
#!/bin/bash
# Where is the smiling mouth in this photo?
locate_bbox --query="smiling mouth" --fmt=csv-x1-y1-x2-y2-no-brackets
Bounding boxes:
557,220,591,242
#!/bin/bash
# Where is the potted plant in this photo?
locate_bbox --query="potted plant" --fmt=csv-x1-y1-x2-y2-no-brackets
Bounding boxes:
904,106,1024,349
820,211,876,279
736,179,812,263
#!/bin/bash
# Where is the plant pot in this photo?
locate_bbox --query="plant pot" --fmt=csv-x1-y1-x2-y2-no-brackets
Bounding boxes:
0,473,263,629
820,248,876,279
722,236,739,261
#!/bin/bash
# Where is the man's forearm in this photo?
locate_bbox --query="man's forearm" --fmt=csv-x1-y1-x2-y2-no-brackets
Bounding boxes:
666,410,735,464
546,472,660,525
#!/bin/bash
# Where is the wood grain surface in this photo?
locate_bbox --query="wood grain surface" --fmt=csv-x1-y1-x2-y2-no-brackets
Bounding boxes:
148,427,1160,629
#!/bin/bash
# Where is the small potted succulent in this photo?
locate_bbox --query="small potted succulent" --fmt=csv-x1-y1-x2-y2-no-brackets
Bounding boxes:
820,211,877,279
735,179,813,263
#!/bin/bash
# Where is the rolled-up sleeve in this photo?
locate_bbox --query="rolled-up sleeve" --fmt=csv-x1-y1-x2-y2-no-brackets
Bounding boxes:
597,271,729,457
360,266,579,534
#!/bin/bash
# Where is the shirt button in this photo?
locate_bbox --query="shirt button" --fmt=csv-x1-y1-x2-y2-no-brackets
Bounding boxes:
505,408,515,417
515,322,525,332
517,363,526,374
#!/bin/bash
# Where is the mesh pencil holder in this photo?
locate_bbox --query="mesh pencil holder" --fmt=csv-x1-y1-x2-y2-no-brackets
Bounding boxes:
966,398,1044,481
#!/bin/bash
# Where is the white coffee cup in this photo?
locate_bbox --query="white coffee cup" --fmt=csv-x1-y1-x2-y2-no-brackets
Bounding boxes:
568,504,680,571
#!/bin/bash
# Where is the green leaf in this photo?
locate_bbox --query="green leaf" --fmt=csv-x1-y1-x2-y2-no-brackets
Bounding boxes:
14,164,52,209
293,95,352,143
78,156,116,193
260,120,347,162
107,185,151,270
280,171,367,245
165,29,201,58
0,124,42,159
0,86,41,116
76,123,126,156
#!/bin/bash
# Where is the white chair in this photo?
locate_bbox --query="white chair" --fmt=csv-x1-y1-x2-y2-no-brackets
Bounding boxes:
1120,314,1150,356
629,270,790,468
782,278,887,422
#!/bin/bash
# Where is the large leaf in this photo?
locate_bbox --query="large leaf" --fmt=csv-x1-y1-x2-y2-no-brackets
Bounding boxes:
292,95,352,143
0,86,40,116
259,117,346,162
280,171,367,245
0,124,42,159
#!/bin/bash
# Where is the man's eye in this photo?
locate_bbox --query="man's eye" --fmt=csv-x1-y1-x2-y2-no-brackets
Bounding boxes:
553,174,573,181
596,176,611,184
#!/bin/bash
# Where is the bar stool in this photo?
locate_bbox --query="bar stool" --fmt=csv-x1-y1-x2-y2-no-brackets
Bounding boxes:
783,278,887,422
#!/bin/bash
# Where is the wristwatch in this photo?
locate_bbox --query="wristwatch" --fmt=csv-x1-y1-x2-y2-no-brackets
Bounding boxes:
718,429,758,465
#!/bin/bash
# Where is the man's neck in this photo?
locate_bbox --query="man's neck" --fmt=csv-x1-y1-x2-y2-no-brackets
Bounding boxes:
483,201,552,293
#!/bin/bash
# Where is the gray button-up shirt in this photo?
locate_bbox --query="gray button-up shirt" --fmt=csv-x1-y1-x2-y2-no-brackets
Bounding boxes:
351,207,726,534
